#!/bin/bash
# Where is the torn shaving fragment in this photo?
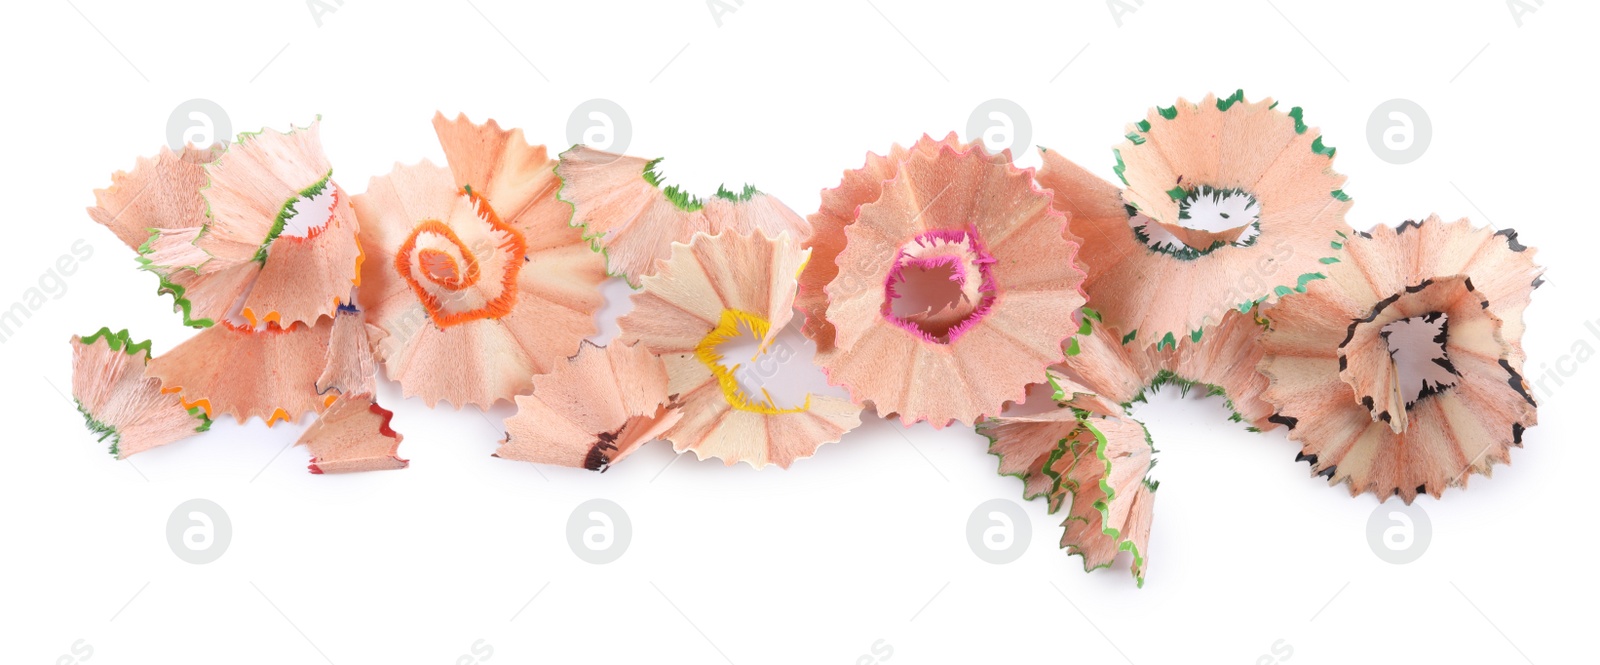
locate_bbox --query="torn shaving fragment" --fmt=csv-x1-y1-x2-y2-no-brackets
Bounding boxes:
819,138,1086,427
979,378,1156,586
138,121,362,329
296,393,407,474
498,341,682,471
286,305,405,474
315,304,377,397
70,328,211,459
555,145,811,286
1038,90,1352,351
353,114,606,409
1258,217,1542,503
619,230,861,468
146,319,338,426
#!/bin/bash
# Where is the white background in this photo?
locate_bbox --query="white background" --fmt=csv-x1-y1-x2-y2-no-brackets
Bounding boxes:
2,1,1595,663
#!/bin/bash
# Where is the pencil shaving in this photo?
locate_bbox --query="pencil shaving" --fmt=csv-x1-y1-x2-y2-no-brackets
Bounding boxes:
498,340,682,470
1058,308,1277,431
353,114,607,408
619,230,861,468
88,144,222,252
70,328,211,459
142,121,362,329
145,319,337,426
980,386,1156,585
297,393,408,474
1039,91,1352,351
818,138,1086,427
1257,217,1541,502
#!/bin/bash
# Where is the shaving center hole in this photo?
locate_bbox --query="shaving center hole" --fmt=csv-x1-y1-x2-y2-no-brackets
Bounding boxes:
1381,312,1457,404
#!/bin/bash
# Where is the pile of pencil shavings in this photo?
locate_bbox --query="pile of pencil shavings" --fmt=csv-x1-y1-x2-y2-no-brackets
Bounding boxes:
74,92,1542,586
